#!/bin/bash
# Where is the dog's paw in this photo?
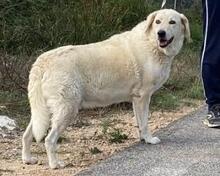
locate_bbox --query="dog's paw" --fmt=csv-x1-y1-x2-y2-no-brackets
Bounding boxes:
145,136,161,144
23,157,38,165
50,160,66,169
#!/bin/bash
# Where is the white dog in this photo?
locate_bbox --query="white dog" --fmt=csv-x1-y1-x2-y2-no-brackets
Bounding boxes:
22,9,191,169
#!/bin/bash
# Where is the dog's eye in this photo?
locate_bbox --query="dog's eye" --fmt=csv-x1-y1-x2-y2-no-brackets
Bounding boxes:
169,20,176,24
155,20,161,24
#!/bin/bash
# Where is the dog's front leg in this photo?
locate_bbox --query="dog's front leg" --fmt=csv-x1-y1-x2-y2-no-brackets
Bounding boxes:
132,94,160,144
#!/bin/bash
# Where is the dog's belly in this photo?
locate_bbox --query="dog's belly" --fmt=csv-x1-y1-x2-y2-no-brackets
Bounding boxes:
81,86,131,109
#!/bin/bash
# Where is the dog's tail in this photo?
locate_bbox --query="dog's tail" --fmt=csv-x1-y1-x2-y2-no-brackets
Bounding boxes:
28,63,50,143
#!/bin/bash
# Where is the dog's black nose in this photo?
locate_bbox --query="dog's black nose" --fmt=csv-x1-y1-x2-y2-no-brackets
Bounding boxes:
157,30,166,38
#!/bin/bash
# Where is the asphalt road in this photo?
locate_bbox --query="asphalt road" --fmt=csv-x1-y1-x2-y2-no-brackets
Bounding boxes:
77,106,220,176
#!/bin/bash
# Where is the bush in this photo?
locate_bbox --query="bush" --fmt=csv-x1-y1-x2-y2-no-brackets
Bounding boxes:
0,0,159,55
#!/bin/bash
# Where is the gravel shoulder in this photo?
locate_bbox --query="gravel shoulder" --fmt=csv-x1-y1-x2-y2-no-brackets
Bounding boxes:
0,101,203,176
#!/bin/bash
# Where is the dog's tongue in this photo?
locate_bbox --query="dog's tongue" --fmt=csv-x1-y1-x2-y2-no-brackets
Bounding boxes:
159,39,168,48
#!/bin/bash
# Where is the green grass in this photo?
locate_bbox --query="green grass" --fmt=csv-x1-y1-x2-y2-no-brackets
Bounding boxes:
109,128,128,143
100,119,112,135
89,147,102,154
151,91,179,111
151,80,204,111
186,81,204,100
100,120,128,143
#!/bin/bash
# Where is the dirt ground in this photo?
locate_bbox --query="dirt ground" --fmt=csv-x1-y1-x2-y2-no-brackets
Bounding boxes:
0,101,204,176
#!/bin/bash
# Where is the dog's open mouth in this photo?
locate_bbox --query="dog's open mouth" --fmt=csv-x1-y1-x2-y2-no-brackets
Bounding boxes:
159,36,174,48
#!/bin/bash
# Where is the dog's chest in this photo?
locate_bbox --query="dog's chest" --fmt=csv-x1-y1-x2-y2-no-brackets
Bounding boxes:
146,61,172,91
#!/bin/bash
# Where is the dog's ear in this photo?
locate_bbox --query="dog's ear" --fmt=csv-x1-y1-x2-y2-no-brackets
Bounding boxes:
180,14,192,43
145,11,158,33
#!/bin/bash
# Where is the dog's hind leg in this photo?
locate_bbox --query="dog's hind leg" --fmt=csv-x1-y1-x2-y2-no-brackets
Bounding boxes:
45,101,79,169
22,120,38,164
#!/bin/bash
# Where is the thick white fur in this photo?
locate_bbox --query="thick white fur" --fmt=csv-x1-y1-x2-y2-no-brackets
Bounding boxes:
22,9,191,169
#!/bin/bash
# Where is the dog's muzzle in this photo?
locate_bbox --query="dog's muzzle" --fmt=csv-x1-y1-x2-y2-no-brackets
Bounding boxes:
157,30,174,48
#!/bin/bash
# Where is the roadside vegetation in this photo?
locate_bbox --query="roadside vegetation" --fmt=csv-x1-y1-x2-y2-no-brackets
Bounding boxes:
0,0,203,129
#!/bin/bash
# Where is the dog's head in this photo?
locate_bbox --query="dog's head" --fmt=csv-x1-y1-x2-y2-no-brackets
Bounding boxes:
145,9,191,56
